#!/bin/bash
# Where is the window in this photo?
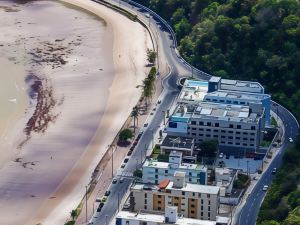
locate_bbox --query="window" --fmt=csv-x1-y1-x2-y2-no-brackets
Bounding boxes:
243,132,247,135
240,102,245,104
208,206,211,211
208,200,211,205
220,100,225,103
192,127,196,130
158,201,161,204
145,193,147,198
228,142,233,144
158,195,162,198
174,203,178,206
250,138,254,141
199,122,204,125
221,141,225,144
228,131,233,133
243,138,248,140
212,99,217,102
228,136,233,139
201,199,204,204
233,101,238,104
126,221,130,225
236,137,240,140
208,212,211,217
207,194,210,198
144,205,147,210
155,175,158,178
213,129,218,132
236,142,240,145
236,131,241,134
201,206,203,210
191,204,195,208
191,121,196,125
226,100,231,103
189,172,192,176
155,180,158,184
251,126,256,130
250,144,254,146
199,134,203,136
155,169,158,172
221,136,225,138
243,143,247,146
144,199,147,204
207,122,211,126
215,123,219,127
229,124,234,128
199,128,204,131
206,129,211,132
221,130,226,133
213,135,218,138
182,191,185,195
192,193,195,197
192,133,196,135
189,178,192,182
158,206,162,210
250,133,255,136
206,134,211,137
201,212,204,217
191,210,195,214
237,125,241,129
199,193,202,198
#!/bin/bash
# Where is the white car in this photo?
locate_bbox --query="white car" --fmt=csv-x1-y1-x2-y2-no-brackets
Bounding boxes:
262,185,269,191
289,137,293,143
218,153,224,158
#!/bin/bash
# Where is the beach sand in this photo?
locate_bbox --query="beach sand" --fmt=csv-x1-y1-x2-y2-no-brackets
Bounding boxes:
0,1,152,225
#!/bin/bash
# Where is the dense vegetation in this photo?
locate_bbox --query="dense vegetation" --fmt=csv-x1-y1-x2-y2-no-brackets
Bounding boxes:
136,0,300,121
257,138,300,224
134,0,300,223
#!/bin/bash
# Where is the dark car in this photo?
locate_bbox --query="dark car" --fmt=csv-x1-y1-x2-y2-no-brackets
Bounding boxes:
104,190,111,196
272,168,277,174
124,158,129,163
121,164,125,169
112,179,117,184
127,151,132,156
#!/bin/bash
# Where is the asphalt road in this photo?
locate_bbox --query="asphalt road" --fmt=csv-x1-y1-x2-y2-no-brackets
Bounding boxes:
235,103,299,225
89,1,299,225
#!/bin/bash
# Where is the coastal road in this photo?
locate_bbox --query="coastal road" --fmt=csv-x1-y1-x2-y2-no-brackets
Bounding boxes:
235,103,299,225
90,1,299,225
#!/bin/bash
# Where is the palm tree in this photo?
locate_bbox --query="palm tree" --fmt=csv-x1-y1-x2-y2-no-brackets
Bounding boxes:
143,77,154,110
131,106,139,134
70,209,77,221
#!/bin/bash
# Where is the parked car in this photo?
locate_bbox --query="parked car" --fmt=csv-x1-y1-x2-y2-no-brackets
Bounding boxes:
127,151,133,156
218,153,224,158
112,179,117,184
289,137,293,143
104,190,111,196
124,158,129,163
121,164,125,169
262,185,269,191
95,197,101,202
272,168,277,174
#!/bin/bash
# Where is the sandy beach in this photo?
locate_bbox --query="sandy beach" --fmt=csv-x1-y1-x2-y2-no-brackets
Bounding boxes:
0,1,152,225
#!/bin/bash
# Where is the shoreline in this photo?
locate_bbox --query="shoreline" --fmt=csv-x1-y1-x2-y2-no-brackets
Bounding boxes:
28,0,152,224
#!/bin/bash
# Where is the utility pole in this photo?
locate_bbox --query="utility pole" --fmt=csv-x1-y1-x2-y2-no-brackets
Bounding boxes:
85,185,88,225
118,192,120,212
162,111,165,125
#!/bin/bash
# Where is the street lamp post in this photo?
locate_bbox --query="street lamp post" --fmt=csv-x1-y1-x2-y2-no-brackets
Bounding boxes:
85,185,88,225
151,130,154,149
118,192,120,212
246,160,249,177
106,215,108,225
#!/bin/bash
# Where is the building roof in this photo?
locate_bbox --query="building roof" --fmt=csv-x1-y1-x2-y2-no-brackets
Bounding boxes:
143,158,207,171
116,210,218,225
166,182,220,195
220,79,264,93
172,102,262,124
158,179,170,189
205,90,270,102
161,135,194,150
179,80,208,103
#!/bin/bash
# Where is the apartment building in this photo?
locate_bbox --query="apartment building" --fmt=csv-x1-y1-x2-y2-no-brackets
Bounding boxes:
167,101,265,156
131,171,219,221
142,151,207,185
116,207,229,225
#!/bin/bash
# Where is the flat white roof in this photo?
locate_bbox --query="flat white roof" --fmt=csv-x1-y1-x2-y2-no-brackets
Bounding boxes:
166,182,220,195
143,159,207,171
116,211,218,225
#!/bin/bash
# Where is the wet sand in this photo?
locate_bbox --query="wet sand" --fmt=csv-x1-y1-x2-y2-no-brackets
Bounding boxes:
0,1,152,224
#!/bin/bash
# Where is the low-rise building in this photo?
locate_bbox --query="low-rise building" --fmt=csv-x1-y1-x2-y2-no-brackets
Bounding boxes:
214,168,237,196
160,135,195,156
142,152,207,185
116,207,229,225
131,172,219,221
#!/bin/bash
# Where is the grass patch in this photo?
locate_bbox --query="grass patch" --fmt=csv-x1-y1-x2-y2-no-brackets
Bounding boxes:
261,140,271,147
271,117,278,127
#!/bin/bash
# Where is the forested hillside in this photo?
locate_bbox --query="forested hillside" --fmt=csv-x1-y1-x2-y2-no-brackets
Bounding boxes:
136,0,300,122
134,0,300,224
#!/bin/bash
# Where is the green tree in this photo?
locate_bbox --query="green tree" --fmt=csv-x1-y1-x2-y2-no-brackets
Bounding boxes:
70,209,77,221
146,48,157,64
119,129,133,143
197,139,218,159
131,106,139,134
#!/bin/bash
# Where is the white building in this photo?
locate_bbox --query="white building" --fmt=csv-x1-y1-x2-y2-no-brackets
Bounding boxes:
131,172,219,221
214,168,237,196
142,152,207,185
115,207,229,225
